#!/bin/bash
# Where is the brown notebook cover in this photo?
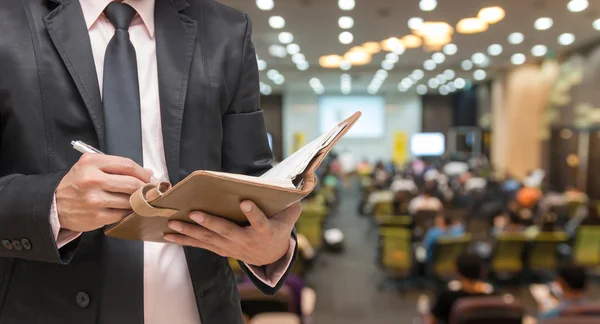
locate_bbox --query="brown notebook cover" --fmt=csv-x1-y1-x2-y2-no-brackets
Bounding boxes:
104,111,362,242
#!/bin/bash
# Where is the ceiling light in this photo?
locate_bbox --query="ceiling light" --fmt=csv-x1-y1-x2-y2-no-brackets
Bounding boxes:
257,59,267,71
534,17,553,30
338,0,355,11
286,44,300,55
461,60,473,70
278,32,294,44
488,44,503,56
340,60,352,71
268,44,287,58
339,31,354,44
412,69,425,80
511,53,526,65
454,78,466,89
256,0,274,11
362,42,382,54
375,69,389,79
269,16,285,29
420,0,437,12
314,86,325,95
386,53,400,63
266,69,280,80
417,84,428,95
594,19,600,30
273,74,285,85
401,35,423,48
428,78,440,88
413,22,454,50
424,59,436,71
448,82,457,92
508,32,524,44
478,6,505,24
457,18,488,34
309,78,322,88
292,53,305,64
381,60,395,70
471,53,487,65
260,83,272,95
439,85,449,95
567,0,588,13
443,43,457,55
339,16,354,29
432,52,445,64
401,78,413,88
398,84,408,92
408,17,424,30
436,74,446,83
381,37,405,54
531,44,548,57
473,69,486,81
340,74,352,95
296,61,309,71
344,51,372,65
443,69,455,80
558,33,575,46
478,57,490,67
319,55,343,68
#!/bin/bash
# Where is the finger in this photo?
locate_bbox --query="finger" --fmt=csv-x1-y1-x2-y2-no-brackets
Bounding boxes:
88,154,153,183
99,208,132,225
101,174,146,195
163,234,228,257
167,220,232,247
240,201,269,233
189,211,244,241
100,192,132,209
273,201,302,225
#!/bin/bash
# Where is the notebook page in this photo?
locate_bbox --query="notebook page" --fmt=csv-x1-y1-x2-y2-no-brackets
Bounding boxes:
204,171,295,189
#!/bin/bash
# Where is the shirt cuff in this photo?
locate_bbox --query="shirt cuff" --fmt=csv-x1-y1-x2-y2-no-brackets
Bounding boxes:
49,195,82,249
244,237,296,288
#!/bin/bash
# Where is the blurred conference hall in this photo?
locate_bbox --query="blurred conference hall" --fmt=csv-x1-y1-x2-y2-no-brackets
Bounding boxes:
221,0,600,323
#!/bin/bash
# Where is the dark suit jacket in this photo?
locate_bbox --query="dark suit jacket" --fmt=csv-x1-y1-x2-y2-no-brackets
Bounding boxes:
0,0,297,323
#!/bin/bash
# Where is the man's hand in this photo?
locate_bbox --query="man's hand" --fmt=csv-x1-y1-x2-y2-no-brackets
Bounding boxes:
56,153,153,232
164,201,302,266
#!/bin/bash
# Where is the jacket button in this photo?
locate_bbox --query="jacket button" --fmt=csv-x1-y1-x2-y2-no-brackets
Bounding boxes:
11,240,22,251
21,239,32,250
76,292,90,308
1,240,12,250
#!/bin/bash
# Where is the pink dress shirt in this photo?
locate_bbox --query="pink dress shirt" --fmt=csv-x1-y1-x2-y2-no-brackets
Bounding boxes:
49,1,295,323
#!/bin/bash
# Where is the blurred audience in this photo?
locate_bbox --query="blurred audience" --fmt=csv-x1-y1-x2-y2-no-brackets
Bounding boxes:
538,262,588,320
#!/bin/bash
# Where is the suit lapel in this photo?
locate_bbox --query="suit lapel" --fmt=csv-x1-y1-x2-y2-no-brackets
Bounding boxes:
43,0,105,149
155,0,198,183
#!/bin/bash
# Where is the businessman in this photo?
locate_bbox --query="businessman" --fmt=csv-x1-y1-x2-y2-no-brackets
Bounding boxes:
0,0,299,323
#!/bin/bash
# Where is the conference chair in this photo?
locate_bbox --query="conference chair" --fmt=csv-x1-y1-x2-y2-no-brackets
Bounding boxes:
573,226,600,268
296,203,327,250
238,282,296,318
449,295,525,324
377,226,413,291
559,303,600,317
490,233,527,279
429,234,471,282
527,231,568,275
377,214,412,228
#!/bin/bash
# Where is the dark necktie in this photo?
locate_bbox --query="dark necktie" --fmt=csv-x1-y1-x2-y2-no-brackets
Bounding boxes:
98,3,144,323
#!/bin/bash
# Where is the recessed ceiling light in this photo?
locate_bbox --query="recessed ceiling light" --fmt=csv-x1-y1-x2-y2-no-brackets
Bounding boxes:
291,53,305,64
567,0,588,13
386,53,400,63
381,60,395,70
314,86,325,95
558,33,576,45
508,32,524,44
319,55,343,68
412,69,425,80
488,44,503,56
454,78,466,89
594,18,600,30
408,17,424,30
296,61,309,71
260,83,272,95
266,69,279,80
268,44,287,58
444,69,455,80
309,78,322,88
457,18,488,34
473,69,486,81
344,50,372,65
471,53,487,65
286,43,300,55
448,82,457,92
278,32,294,44
436,74,446,83
432,52,445,64
256,0,274,11
534,17,553,30
428,78,440,89
443,43,457,55
511,53,526,65
439,84,449,95
257,59,267,71
424,59,436,71
531,44,548,57
340,60,352,71
478,6,505,24
338,16,354,29
375,69,388,79
401,35,423,48
269,16,285,29
273,74,285,85
401,78,413,88
339,31,354,44
417,84,428,95
398,84,409,92
338,0,355,11
420,0,437,12
461,60,473,70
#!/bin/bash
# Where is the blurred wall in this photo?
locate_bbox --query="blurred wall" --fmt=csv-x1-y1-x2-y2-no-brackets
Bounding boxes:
282,91,422,162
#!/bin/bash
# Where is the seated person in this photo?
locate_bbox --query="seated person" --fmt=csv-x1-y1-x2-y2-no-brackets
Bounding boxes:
427,253,492,324
408,186,443,215
538,262,588,320
494,210,525,235
424,214,465,263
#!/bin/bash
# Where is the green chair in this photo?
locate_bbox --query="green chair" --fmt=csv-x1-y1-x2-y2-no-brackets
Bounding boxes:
528,231,568,273
490,232,527,275
573,226,600,267
296,204,327,250
430,234,471,281
377,215,412,228
378,227,413,291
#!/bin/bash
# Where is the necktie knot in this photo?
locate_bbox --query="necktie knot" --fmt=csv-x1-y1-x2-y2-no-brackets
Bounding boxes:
104,2,137,30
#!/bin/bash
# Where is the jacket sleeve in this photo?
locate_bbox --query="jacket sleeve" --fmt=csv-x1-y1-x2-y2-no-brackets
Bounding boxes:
0,172,80,264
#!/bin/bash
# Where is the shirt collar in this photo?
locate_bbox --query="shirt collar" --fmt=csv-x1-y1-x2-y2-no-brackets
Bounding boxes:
79,0,156,38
